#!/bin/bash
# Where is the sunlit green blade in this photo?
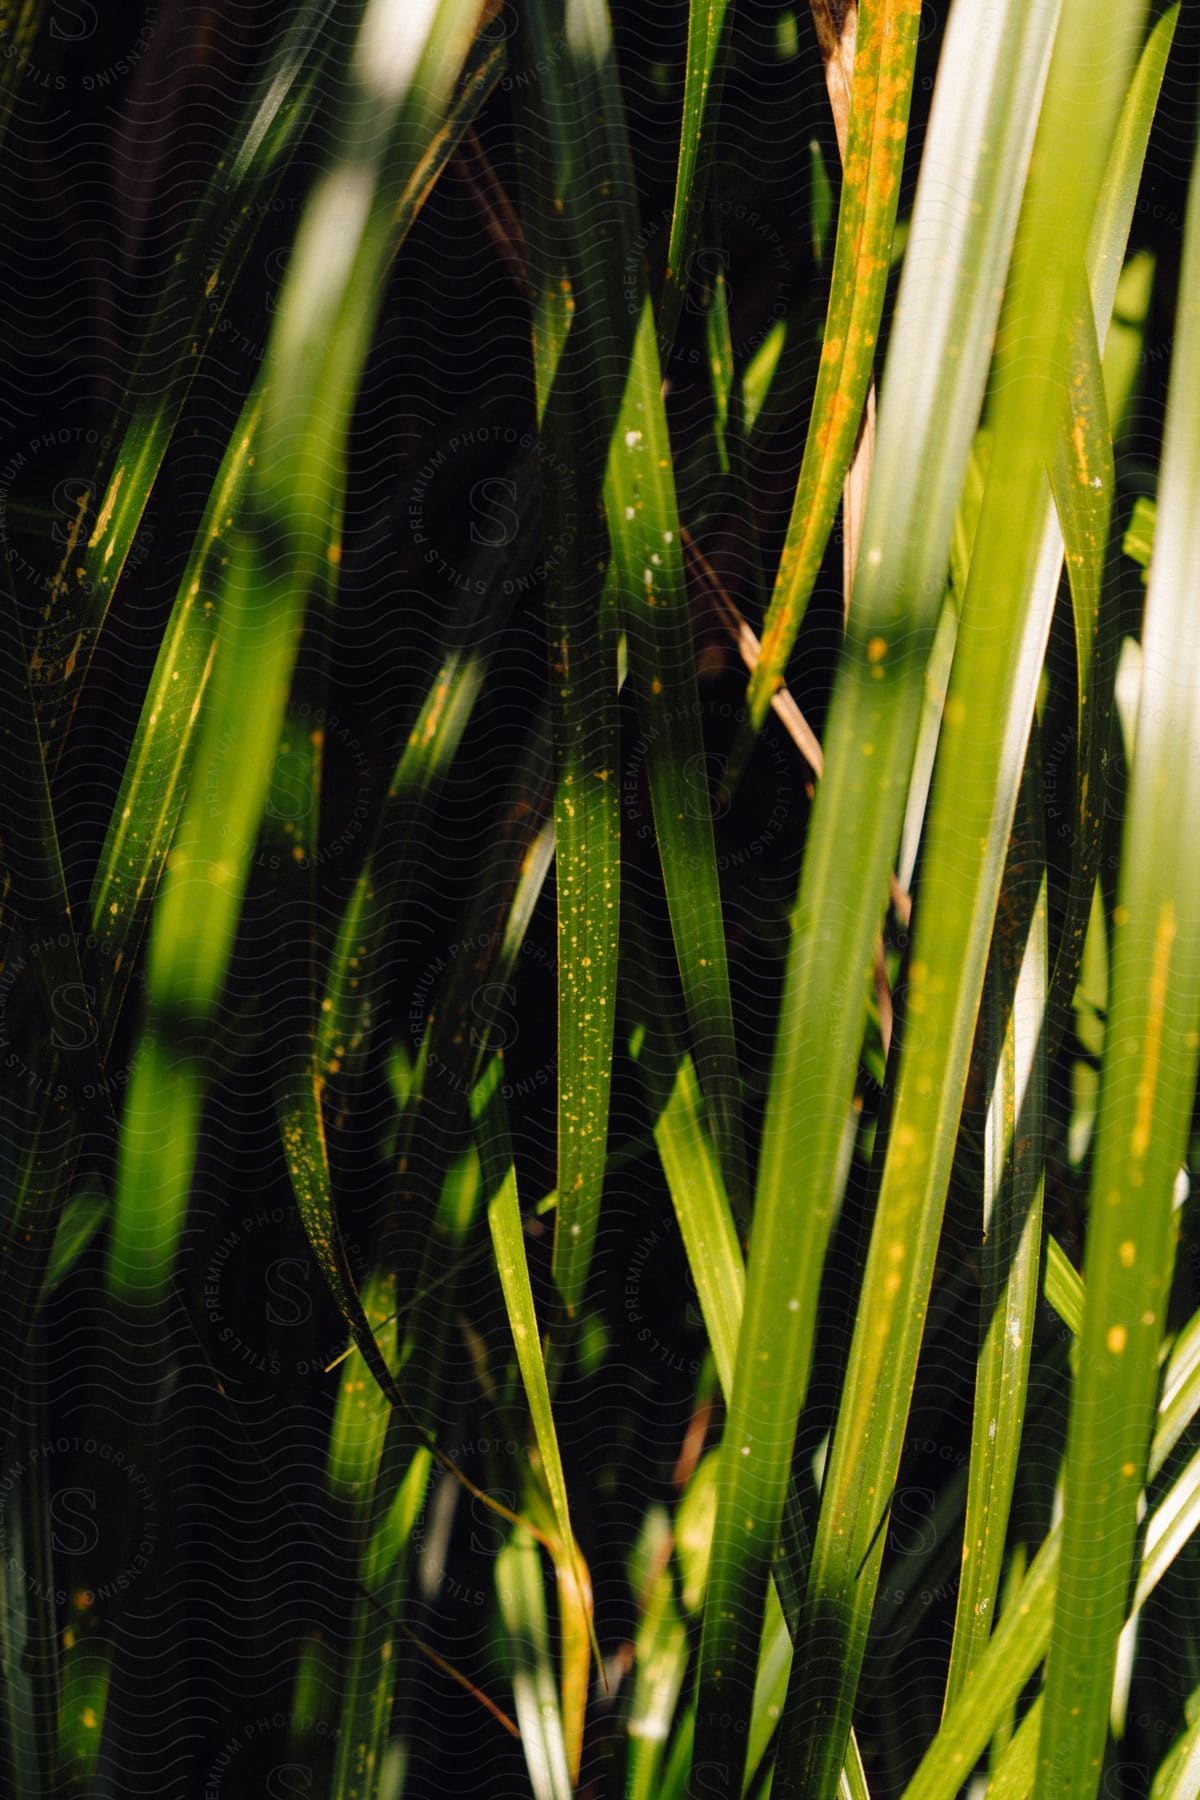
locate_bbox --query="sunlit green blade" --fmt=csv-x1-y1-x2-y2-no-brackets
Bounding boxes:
331,1445,436,1800
86,34,514,1128
742,316,789,439
895,434,989,894
692,3,1061,1779
943,757,1047,1710
904,1532,1057,1800
106,530,312,1303
988,1540,1027,1772
107,0,478,1307
328,1088,498,1796
657,0,735,358
1042,2,1176,1056
89,389,261,985
1044,1232,1085,1337
988,1701,1041,1800
475,1056,597,1709
591,19,747,1209
48,13,500,790
1037,110,1200,1793
926,1438,1200,1800
730,0,921,788
774,8,1159,1785
649,1045,808,1630
281,1053,409,1411
1135,1443,1200,1609
296,726,555,1429
511,10,621,1318
1155,1301,1200,1473
703,267,768,654
497,1529,573,1800
1085,9,1178,333
651,1053,743,1398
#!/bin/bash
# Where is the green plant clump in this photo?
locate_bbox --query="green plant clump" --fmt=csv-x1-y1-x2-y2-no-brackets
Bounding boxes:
0,1,1198,1795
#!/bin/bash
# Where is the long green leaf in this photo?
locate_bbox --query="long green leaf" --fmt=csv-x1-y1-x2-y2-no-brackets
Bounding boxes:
657,0,735,358
1036,98,1200,1800
729,0,921,787
512,5,621,1320
89,390,262,981
477,1059,594,1629
943,753,1047,1709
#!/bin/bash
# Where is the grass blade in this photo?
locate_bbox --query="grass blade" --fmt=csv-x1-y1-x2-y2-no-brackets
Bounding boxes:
512,8,622,1319
89,390,262,984
476,1055,598,1747
943,754,1047,1709
729,0,921,788
657,0,735,357
1036,101,1200,1800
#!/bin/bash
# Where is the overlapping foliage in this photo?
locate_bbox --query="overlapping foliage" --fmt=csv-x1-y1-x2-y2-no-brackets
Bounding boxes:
1,1,1199,1795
